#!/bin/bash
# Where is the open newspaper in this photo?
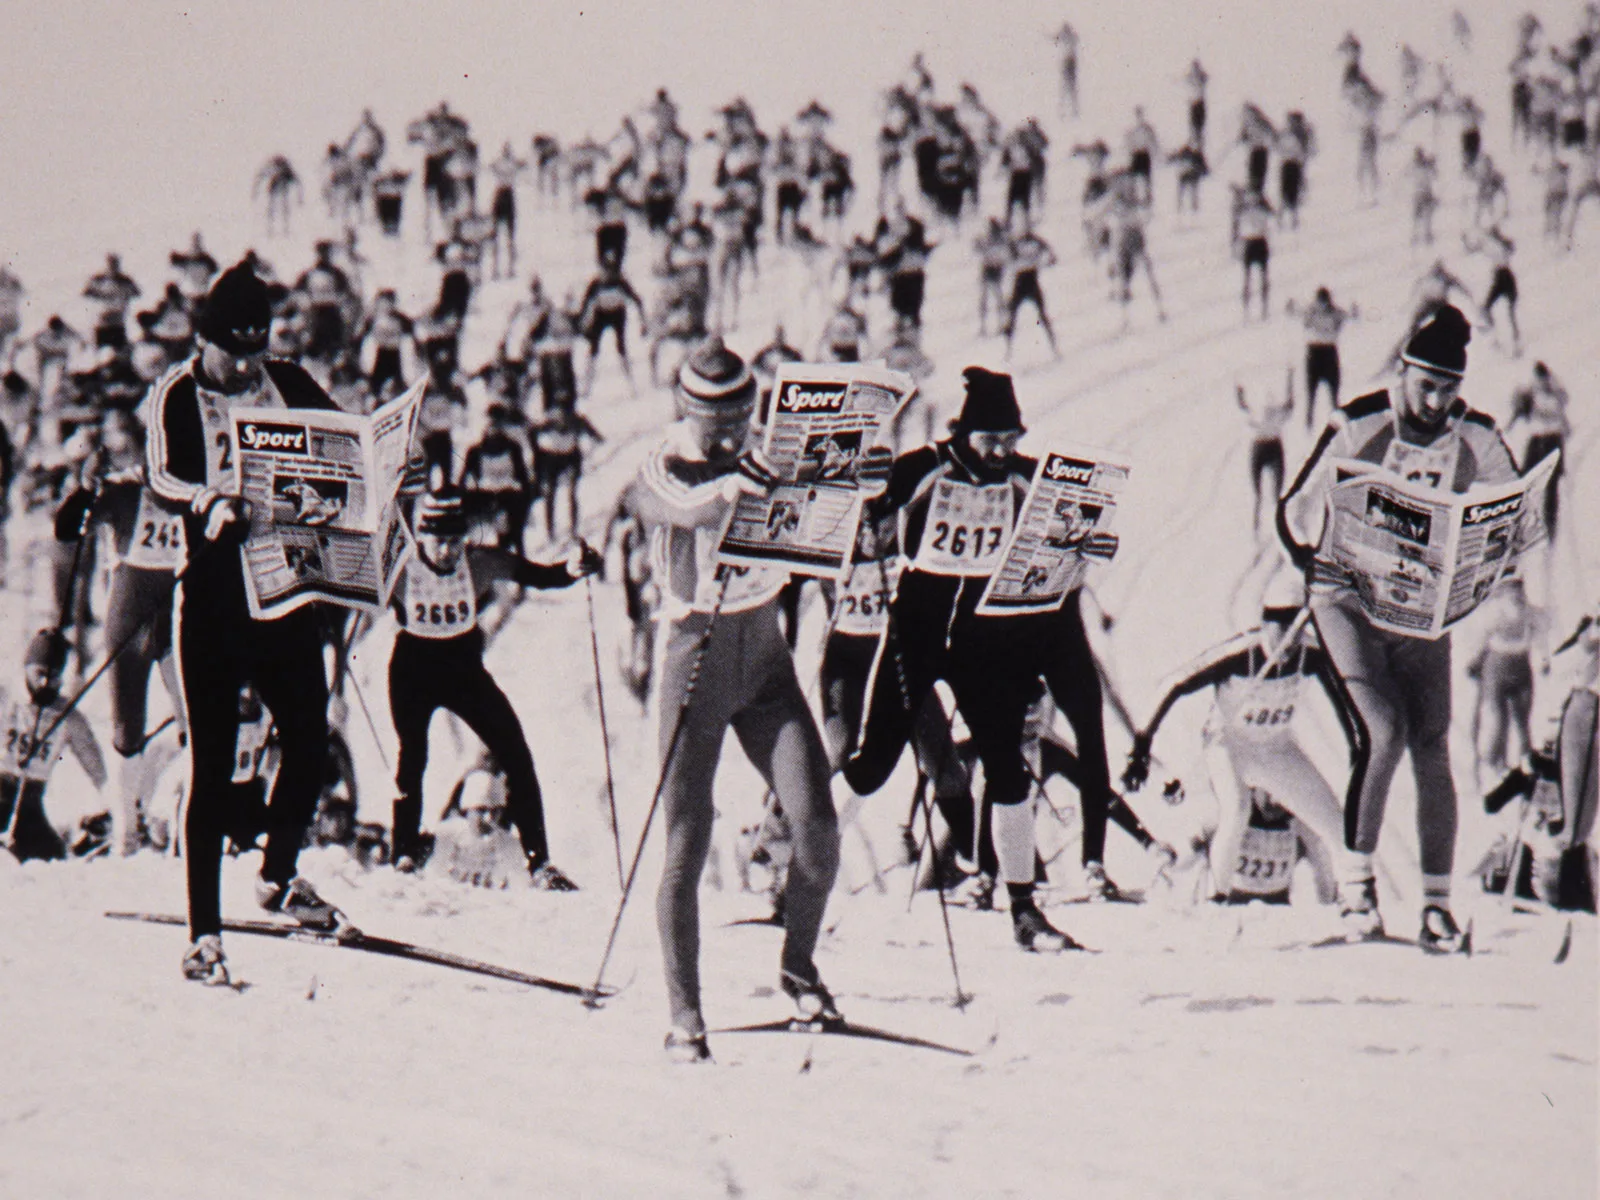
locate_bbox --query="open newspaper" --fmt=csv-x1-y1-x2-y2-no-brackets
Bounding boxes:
232,378,424,619
976,448,1131,616
1324,450,1560,638
715,363,916,580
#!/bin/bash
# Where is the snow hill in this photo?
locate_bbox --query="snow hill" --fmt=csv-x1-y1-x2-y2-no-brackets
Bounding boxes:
0,2,1594,1197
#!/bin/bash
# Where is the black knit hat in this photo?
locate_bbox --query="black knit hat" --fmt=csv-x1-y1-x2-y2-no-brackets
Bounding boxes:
676,335,755,419
24,627,69,681
197,259,272,356
1402,304,1471,379
950,367,1025,434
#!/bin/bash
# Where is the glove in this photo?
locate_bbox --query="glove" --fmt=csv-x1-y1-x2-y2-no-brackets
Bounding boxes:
856,445,894,498
737,448,781,491
1082,531,1119,561
566,539,604,579
202,495,246,543
1122,733,1152,792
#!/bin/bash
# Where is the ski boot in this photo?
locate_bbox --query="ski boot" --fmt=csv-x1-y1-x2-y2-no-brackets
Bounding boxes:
528,856,579,891
663,1027,713,1064
781,966,845,1030
959,871,997,911
1418,905,1466,954
181,934,230,986
1081,861,1127,902
1012,904,1081,952
1338,877,1384,941
257,875,360,939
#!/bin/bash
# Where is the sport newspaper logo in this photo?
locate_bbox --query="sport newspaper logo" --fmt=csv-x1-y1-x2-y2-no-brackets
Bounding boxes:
238,421,311,454
776,381,848,414
1042,454,1095,485
1464,494,1522,526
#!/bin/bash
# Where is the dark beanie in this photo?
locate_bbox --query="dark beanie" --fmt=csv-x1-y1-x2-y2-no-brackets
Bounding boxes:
951,367,1025,433
677,335,755,418
197,259,272,356
24,627,69,679
1402,304,1471,379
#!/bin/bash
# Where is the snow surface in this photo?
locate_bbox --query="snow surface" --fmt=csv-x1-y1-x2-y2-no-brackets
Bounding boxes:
1,2,1596,1197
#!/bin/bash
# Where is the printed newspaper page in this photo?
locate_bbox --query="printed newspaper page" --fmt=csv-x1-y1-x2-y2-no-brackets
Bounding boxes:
716,363,915,580
1323,450,1559,637
976,449,1130,616
232,379,424,619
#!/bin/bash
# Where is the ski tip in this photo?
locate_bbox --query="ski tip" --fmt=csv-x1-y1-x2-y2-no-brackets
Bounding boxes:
1554,919,1573,965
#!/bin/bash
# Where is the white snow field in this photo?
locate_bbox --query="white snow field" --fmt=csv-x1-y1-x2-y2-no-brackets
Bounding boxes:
1,2,1596,1197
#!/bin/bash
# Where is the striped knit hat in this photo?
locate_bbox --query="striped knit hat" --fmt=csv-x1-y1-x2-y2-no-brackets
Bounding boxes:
676,336,756,420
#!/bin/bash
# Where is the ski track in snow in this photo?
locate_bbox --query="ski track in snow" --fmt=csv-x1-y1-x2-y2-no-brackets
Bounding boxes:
1,3,1597,1197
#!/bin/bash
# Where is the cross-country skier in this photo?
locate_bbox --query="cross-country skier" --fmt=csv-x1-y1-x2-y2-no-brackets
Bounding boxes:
529,401,603,544
145,259,356,983
51,419,187,855
632,337,842,1062
1276,304,1520,949
1237,375,1293,543
254,155,302,237
1506,361,1569,537
0,628,107,861
1287,288,1357,429
1124,572,1355,904
1231,186,1275,322
845,367,1123,944
1003,229,1060,361
578,258,648,398
460,404,534,552
1463,225,1521,357
386,482,599,883
1464,577,1544,788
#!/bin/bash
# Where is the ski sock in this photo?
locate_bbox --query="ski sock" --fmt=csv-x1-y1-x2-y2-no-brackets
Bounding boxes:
1422,872,1452,911
1006,882,1038,912
992,798,1036,884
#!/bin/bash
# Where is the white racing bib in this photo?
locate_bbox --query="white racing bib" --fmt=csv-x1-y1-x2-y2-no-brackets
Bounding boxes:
910,480,1013,577
1217,673,1303,742
1,702,66,784
401,558,478,638
123,490,186,571
834,560,901,637
1381,435,1459,491
1230,824,1297,897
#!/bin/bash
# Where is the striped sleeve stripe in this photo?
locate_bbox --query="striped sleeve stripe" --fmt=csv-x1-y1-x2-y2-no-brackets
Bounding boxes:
143,365,203,510
641,442,723,512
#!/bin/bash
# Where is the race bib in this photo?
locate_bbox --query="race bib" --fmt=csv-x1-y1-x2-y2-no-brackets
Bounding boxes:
1381,436,1459,492
1,702,65,784
231,716,273,784
1231,825,1297,897
834,560,901,637
911,480,1013,577
1216,660,1303,741
123,489,186,570
402,558,477,638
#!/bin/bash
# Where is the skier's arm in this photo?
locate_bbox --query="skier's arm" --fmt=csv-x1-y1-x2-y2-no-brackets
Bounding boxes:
1139,638,1253,742
1554,615,1593,656
63,710,108,791
466,542,599,591
1275,419,1342,570
145,370,215,516
634,445,738,530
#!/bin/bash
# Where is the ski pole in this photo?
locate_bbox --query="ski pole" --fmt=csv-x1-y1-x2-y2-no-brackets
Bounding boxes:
583,569,731,1007
917,775,972,1010
584,574,625,889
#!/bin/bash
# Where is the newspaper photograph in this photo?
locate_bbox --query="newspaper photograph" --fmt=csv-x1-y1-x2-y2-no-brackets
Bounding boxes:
232,378,425,619
976,449,1131,616
1324,449,1560,638
716,363,915,580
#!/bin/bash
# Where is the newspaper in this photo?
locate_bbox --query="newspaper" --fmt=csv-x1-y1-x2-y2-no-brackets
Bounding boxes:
715,363,915,580
232,378,424,619
1323,450,1560,638
976,449,1131,616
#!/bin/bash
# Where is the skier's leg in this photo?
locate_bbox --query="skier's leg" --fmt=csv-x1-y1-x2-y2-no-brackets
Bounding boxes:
1395,632,1458,886
448,657,551,865
732,636,838,981
251,608,330,889
656,615,737,1034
